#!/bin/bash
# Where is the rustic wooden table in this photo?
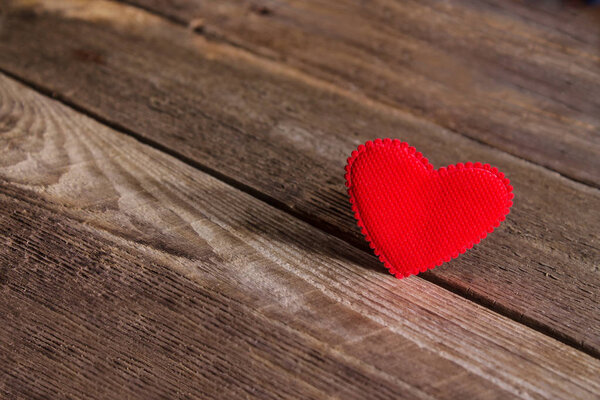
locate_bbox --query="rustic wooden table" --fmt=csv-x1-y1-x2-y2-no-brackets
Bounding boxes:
1,0,599,398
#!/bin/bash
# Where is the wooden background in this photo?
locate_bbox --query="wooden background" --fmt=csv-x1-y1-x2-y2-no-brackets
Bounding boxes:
0,0,599,398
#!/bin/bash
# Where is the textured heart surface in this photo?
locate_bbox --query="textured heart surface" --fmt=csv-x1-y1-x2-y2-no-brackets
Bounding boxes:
345,139,513,278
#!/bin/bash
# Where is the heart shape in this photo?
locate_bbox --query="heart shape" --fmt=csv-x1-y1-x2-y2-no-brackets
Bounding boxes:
345,139,513,278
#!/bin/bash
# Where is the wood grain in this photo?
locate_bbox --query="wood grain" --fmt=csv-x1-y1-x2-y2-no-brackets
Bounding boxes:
2,72,600,400
0,0,599,355
123,0,600,187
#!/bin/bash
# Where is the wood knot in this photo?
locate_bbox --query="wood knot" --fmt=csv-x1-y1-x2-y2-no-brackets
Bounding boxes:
188,17,205,33
249,4,273,16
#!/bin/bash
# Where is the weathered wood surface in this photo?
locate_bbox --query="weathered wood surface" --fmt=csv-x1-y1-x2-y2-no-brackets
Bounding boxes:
124,0,600,187
2,73,600,400
0,0,598,355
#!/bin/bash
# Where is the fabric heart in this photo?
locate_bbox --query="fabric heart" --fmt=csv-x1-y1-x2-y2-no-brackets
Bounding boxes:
345,139,513,278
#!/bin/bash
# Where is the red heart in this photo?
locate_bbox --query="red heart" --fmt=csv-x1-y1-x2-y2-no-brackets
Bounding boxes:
345,139,513,278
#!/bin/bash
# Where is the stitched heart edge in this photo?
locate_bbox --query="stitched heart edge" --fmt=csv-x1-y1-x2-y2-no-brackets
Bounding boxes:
345,138,514,279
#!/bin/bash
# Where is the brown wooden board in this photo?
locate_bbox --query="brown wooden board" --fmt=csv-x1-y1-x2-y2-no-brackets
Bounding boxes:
2,73,600,399
0,0,599,356
123,0,600,187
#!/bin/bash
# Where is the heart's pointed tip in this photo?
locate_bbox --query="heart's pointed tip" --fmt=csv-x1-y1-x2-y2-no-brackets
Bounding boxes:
390,265,415,280
386,258,447,279
392,270,406,279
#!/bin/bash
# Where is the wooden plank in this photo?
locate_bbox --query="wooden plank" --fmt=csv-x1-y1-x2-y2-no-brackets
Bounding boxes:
0,0,599,356
122,0,600,187
2,73,600,400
